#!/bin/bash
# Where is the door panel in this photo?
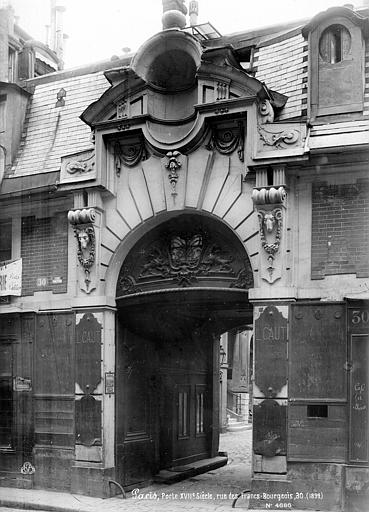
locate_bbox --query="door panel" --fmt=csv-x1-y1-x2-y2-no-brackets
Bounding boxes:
163,371,210,467
0,314,34,479
116,327,159,488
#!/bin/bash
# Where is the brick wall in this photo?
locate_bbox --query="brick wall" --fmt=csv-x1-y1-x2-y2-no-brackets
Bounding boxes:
254,33,308,120
311,179,369,279
21,213,68,295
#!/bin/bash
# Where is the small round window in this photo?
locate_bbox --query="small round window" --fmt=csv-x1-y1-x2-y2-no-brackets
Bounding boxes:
319,24,351,64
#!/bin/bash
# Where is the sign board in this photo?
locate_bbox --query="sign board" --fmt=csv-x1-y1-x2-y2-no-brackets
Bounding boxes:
253,399,287,456
76,313,102,393
290,303,346,399
14,376,32,392
254,305,287,397
348,300,369,464
105,372,115,394
0,258,22,296
75,394,102,446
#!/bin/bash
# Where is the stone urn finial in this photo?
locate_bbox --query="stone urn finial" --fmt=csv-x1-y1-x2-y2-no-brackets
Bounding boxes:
162,0,188,29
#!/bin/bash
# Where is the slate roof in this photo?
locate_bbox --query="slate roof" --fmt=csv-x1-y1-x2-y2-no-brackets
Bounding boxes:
10,7,369,178
13,71,109,176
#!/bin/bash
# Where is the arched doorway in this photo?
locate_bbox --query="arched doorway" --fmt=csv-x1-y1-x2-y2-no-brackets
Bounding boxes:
114,213,253,489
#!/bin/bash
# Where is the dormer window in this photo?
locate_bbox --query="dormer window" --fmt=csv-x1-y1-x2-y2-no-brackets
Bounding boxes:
319,24,351,64
302,7,369,119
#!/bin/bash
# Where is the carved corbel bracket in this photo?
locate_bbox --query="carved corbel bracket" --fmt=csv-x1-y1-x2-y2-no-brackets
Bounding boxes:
68,208,97,293
257,207,284,284
252,184,287,284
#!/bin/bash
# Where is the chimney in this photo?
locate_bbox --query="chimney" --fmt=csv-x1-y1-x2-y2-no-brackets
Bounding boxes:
50,0,66,68
45,24,50,46
0,4,10,81
189,1,199,26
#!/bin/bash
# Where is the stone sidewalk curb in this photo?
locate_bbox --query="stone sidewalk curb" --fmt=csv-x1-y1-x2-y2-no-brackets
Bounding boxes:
0,498,95,512
0,491,332,512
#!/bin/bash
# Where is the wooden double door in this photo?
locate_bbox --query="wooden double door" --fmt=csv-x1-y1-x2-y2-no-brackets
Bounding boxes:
115,327,214,488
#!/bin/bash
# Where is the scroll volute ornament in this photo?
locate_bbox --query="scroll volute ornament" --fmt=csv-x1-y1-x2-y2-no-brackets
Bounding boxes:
258,99,274,124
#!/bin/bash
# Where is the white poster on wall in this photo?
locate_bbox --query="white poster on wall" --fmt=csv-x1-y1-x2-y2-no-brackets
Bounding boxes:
0,258,22,296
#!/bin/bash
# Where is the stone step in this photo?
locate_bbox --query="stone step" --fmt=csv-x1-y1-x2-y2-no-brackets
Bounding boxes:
153,455,228,484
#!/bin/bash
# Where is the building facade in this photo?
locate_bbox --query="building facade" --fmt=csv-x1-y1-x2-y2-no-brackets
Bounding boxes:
0,2,368,510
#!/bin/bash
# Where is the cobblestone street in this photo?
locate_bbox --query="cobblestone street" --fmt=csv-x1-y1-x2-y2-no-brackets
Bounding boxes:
129,427,253,510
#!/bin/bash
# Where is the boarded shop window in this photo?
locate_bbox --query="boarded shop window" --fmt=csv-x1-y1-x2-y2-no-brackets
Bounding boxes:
289,303,347,462
290,303,346,400
0,220,12,263
0,343,13,448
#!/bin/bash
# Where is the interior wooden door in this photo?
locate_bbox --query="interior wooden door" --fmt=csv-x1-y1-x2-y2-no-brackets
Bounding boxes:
170,370,210,467
116,327,159,488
